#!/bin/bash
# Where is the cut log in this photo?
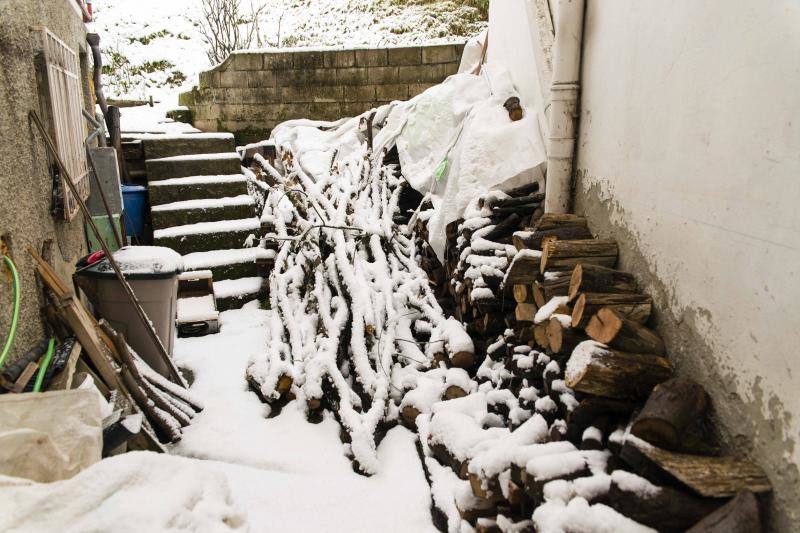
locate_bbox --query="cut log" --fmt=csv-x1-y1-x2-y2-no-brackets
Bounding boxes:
566,397,637,443
513,224,593,251
401,405,421,427
571,293,653,328
445,384,468,400
568,264,638,301
546,317,588,355
515,303,538,324
541,239,618,273
494,193,545,209
504,253,541,285
686,491,761,533
504,181,540,198
523,452,589,504
513,283,536,304
484,213,522,242
632,377,709,450
450,350,475,369
565,342,672,399
533,324,550,351
585,307,666,355
620,438,772,498
607,472,722,533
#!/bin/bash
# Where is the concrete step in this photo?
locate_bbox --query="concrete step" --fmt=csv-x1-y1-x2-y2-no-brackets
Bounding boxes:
153,218,261,255
138,133,236,160
149,175,249,206
183,248,275,281
213,276,268,311
151,195,256,230
146,152,242,181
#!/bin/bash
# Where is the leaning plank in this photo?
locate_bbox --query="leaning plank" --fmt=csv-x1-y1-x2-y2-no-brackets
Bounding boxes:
565,341,672,399
686,491,762,533
572,293,653,329
585,307,666,355
620,437,772,498
541,239,618,273
632,377,709,450
47,340,82,390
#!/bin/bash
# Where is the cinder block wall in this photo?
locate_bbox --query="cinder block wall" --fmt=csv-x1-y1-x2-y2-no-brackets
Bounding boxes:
180,44,465,142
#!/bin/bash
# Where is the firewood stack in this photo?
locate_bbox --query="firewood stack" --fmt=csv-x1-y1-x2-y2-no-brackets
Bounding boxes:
412,211,771,532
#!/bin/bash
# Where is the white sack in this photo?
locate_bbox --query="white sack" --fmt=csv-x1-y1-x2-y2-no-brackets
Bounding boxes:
0,389,102,482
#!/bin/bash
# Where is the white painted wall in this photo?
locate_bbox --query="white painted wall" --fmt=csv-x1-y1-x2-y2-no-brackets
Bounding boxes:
574,1,800,528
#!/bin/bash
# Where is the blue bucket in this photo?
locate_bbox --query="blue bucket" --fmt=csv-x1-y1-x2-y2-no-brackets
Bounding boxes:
121,185,147,239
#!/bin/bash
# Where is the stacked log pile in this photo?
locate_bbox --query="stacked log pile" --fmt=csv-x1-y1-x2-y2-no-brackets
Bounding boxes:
413,209,771,532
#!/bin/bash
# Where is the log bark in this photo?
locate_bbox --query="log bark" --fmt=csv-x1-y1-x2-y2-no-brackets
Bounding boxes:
513,225,593,251
568,264,637,301
565,343,672,399
571,292,653,328
607,477,722,533
632,377,709,450
686,491,761,533
620,438,772,498
585,307,666,355
504,254,541,285
484,213,522,242
541,239,618,273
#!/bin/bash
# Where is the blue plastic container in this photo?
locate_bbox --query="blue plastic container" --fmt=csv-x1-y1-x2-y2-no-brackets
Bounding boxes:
121,185,147,239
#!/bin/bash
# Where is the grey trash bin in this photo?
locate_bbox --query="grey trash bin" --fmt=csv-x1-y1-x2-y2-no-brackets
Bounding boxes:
75,246,183,377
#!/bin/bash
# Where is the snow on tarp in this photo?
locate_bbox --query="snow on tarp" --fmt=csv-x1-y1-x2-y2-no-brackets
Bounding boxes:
376,70,547,261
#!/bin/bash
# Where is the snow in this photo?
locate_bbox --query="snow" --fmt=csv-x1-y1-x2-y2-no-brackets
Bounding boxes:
213,277,264,299
566,341,610,383
177,294,218,322
0,303,438,532
149,174,248,187
184,248,274,270
533,498,656,533
149,152,241,163
119,102,200,135
534,296,569,325
105,245,184,275
152,195,255,212
153,218,261,239
610,470,661,498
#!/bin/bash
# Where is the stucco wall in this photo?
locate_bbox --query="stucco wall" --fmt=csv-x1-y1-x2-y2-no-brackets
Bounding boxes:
0,0,89,359
574,1,800,529
180,44,464,142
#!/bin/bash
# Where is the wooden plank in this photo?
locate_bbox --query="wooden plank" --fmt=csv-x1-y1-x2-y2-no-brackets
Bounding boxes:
47,340,82,390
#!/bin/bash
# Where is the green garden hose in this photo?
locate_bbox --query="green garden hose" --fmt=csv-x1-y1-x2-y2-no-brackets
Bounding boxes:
0,254,21,370
33,337,55,393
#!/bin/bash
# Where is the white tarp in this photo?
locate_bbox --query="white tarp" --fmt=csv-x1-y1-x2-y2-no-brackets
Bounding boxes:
0,389,102,483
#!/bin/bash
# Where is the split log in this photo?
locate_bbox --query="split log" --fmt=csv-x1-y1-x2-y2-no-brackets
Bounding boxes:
571,293,653,329
620,438,772,498
631,377,709,450
513,284,536,304
686,491,761,533
515,303,538,324
541,239,618,273
585,307,666,355
532,274,571,307
565,342,672,399
568,264,637,301
607,472,722,533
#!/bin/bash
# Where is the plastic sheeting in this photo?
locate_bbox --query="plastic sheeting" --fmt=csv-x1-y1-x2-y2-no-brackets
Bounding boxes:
0,389,102,483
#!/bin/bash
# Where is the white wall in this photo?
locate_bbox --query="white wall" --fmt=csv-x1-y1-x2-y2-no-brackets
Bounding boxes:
574,1,800,528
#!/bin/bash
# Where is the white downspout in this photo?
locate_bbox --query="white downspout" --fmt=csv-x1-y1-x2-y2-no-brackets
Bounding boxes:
544,0,586,214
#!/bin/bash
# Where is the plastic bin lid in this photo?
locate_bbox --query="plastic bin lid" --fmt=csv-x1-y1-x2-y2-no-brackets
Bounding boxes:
77,246,184,280
121,184,146,192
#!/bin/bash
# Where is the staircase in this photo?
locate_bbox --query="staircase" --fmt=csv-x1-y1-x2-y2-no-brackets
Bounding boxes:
141,133,269,312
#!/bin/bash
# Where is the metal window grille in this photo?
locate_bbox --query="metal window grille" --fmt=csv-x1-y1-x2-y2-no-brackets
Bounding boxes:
39,27,89,221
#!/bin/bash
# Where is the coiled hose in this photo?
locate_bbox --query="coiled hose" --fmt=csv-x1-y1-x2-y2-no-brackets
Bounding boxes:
0,254,21,371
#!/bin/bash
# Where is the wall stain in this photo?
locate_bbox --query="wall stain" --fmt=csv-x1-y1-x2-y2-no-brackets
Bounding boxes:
573,168,800,532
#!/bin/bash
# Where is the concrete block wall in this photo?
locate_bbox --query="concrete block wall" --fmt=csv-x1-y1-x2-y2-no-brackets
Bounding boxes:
180,44,465,142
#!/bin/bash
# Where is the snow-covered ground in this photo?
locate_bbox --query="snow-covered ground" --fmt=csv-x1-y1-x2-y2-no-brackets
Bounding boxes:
91,0,487,105
0,303,435,532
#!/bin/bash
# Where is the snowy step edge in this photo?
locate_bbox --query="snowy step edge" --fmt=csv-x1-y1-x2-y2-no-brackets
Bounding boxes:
127,132,235,141
213,276,265,299
151,195,255,213
183,248,275,270
153,218,261,239
147,152,241,163
149,174,248,187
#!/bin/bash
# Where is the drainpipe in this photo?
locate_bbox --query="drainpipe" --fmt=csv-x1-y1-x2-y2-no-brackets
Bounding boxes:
544,0,586,214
